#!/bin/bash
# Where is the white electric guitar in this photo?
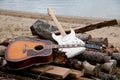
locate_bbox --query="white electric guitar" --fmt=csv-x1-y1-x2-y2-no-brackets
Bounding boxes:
48,7,86,58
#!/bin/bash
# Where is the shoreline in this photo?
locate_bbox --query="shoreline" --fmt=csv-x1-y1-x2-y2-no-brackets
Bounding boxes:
0,8,118,24
0,9,120,50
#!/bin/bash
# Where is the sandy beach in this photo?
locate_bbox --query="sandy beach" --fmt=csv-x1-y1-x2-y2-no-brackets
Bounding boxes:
0,9,120,50
0,8,120,80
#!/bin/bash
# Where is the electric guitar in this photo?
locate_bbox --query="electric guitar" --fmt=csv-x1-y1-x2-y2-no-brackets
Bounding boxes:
48,7,86,58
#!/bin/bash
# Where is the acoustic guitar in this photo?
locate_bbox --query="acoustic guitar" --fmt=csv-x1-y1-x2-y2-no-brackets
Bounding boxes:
5,39,53,70
5,39,102,69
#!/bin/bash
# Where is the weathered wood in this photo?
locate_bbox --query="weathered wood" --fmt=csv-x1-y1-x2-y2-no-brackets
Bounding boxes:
30,65,70,79
77,51,111,63
104,47,119,54
77,77,93,80
101,59,117,74
30,20,117,42
88,37,108,46
0,70,35,80
0,38,11,47
111,53,120,65
0,46,6,56
76,34,92,41
98,72,117,80
69,69,84,78
81,61,101,77
0,57,7,67
55,20,118,34
0,36,41,47
73,19,118,33
66,59,82,70
0,68,59,80
30,65,84,79
52,50,67,65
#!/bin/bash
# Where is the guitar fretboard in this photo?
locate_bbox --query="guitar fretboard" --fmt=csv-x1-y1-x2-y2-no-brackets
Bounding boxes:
44,43,103,50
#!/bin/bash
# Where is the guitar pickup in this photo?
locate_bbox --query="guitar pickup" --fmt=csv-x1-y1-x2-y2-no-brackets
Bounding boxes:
85,42,106,50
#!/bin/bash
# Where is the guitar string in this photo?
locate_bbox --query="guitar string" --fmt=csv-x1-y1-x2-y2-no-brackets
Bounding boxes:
43,44,85,50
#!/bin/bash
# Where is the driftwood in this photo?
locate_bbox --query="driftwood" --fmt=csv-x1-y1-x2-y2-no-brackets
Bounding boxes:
77,51,111,64
66,59,101,77
0,57,7,67
111,53,120,65
30,19,117,42
104,47,119,54
101,59,117,74
76,77,93,80
98,72,117,80
73,19,118,33
81,61,101,77
88,37,108,47
0,38,11,47
54,19,118,34
0,71,34,80
0,36,41,47
76,34,92,41
0,46,6,57
30,65,70,79
66,59,82,70
0,68,59,80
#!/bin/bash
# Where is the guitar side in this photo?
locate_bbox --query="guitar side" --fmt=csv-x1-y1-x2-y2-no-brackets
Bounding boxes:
5,40,53,69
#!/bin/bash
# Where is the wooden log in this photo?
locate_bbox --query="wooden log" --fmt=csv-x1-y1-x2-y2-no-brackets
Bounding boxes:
77,51,111,64
0,38,11,47
88,37,108,46
98,72,117,80
111,53,120,65
0,57,7,67
73,19,118,33
0,46,6,56
76,34,92,41
0,36,41,47
101,59,117,74
52,50,68,65
66,59,82,70
81,61,101,77
104,47,119,54
55,20,118,34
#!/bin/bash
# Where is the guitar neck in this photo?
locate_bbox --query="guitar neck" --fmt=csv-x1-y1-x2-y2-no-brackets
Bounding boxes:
53,44,84,48
45,43,102,50
48,7,66,37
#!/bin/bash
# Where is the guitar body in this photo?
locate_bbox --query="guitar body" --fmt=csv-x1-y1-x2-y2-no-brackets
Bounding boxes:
52,29,86,58
5,40,53,69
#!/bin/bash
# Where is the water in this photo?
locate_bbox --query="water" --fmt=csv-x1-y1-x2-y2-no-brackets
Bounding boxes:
0,0,120,19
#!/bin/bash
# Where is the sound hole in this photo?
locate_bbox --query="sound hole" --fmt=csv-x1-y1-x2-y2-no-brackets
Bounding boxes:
34,45,43,51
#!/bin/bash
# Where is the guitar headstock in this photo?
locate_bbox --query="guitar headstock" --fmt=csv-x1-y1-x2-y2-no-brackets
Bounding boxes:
48,7,54,16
